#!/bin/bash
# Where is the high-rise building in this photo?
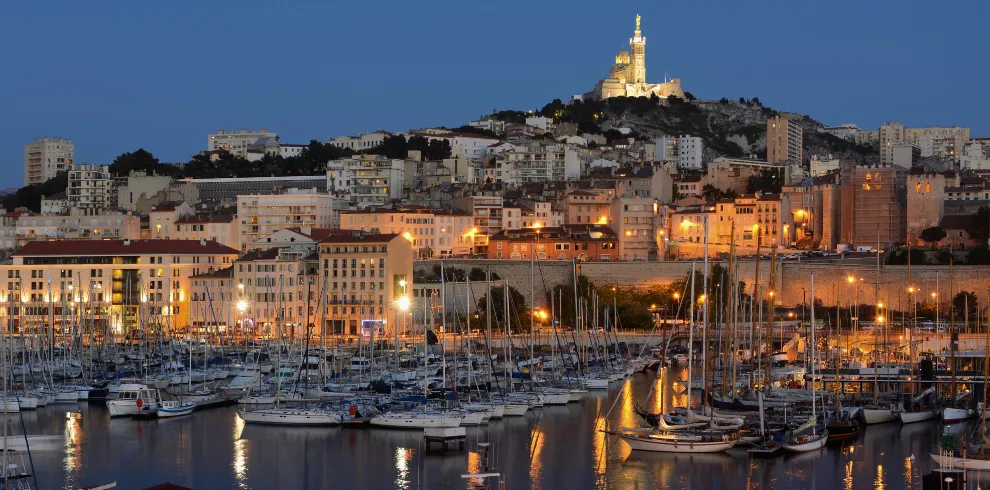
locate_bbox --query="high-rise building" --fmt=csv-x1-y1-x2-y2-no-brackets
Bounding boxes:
766,116,803,164
24,137,74,186
67,164,114,214
879,122,969,164
237,189,335,251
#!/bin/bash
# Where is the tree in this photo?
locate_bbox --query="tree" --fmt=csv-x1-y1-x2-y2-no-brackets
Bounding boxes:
684,92,697,101
468,267,500,281
2,171,68,212
967,206,990,243
920,227,947,250
952,291,978,324
702,184,737,201
738,97,746,104
667,95,683,105
886,247,926,265
719,97,729,104
476,286,528,333
969,245,990,265
109,149,175,177
751,97,762,106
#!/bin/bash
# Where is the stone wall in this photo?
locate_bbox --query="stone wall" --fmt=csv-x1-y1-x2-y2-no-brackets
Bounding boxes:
414,260,573,308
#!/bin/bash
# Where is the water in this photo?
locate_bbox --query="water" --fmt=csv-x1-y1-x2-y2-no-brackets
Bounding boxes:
15,374,989,489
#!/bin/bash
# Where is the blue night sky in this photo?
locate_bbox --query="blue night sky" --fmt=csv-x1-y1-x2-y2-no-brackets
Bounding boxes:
2,0,986,182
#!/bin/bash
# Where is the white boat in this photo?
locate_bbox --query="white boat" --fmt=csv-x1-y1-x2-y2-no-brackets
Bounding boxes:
783,431,828,453
239,408,341,426
156,400,197,418
0,400,20,413
457,410,486,426
15,396,38,410
581,377,609,390
568,389,588,402
942,407,972,423
503,404,529,417
931,451,990,471
538,391,571,406
616,428,737,453
107,384,161,418
369,411,463,429
900,409,937,424
53,390,79,403
862,407,897,424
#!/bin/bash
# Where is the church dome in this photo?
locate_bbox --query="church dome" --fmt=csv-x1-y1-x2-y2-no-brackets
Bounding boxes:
615,49,630,65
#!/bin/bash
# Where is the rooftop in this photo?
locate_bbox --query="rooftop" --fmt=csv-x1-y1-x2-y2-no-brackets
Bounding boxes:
14,239,240,257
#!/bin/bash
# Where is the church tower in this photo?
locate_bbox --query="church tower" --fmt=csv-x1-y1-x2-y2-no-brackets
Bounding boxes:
629,14,646,84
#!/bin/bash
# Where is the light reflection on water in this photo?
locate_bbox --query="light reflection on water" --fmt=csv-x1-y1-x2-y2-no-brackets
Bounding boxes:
22,372,990,489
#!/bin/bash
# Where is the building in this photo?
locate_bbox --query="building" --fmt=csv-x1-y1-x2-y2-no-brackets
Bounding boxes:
810,155,841,177
961,142,990,171
655,135,703,169
67,164,114,214
880,122,970,164
117,171,176,213
939,215,985,249
232,247,311,337
565,190,612,225
494,143,586,185
327,155,405,207
840,165,907,249
15,211,141,245
767,116,803,164
40,192,69,215
208,129,277,158
24,137,74,186
2,239,239,335
487,225,618,261
188,267,235,334
906,173,946,246
328,131,391,151
149,201,193,239
451,195,503,254
172,213,240,250
237,189,335,251
186,175,327,203
317,232,413,336
591,15,686,100
823,124,860,142
339,207,473,258
611,197,660,261
891,143,921,169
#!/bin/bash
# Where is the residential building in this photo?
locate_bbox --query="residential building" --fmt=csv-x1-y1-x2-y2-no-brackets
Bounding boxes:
67,164,114,214
494,143,586,184
880,122,970,163
24,137,74,186
173,213,240,250
149,201,193,238
406,131,501,160
468,119,506,134
208,129,277,158
117,170,176,213
451,195,503,254
940,215,984,249
565,190,612,225
237,189,335,251
810,155,841,177
670,206,716,248
232,247,311,336
15,211,141,245
518,200,562,228
655,135,703,169
487,225,619,261
40,192,69,215
611,197,660,261
2,239,239,335
187,175,327,203
317,233,413,336
188,267,235,334
328,131,391,151
767,116,803,164
961,143,990,171
340,207,473,258
327,155,405,207
675,175,703,197
891,143,921,169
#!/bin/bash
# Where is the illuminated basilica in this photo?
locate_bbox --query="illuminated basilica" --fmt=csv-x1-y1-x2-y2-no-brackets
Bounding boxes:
591,15,686,100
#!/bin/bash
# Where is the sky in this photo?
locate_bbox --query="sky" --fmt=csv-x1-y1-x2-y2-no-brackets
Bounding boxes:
2,0,988,183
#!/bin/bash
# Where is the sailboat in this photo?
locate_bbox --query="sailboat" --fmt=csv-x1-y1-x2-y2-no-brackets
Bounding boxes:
827,283,859,442
783,273,827,452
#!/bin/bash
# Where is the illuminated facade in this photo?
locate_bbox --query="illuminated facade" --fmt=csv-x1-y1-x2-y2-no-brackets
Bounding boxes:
592,15,686,100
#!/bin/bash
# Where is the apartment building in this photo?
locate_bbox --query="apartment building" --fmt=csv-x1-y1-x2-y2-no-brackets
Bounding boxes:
566,190,612,225
451,195,504,255
14,211,141,245
67,164,113,214
610,197,660,261
327,155,405,207
339,207,473,258
494,144,585,185
767,116,803,164
328,131,391,151
879,122,970,164
1,239,239,335
172,214,240,250
24,137,74,186
317,233,413,336
487,225,619,261
237,189,335,251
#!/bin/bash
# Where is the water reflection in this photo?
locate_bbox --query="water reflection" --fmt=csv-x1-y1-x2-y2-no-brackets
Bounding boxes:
64,411,81,474
395,447,413,490
528,424,544,486
873,464,885,490
232,415,247,488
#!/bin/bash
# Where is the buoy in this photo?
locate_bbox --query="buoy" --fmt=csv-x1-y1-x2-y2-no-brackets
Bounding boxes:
136,398,144,408
349,405,357,416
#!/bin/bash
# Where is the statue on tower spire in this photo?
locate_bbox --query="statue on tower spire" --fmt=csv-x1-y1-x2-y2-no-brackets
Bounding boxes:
636,14,641,31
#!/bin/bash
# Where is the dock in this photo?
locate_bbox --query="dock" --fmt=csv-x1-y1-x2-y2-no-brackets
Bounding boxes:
423,427,466,453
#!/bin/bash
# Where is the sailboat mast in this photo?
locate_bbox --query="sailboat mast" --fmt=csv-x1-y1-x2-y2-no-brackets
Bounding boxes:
686,262,696,410
810,273,817,436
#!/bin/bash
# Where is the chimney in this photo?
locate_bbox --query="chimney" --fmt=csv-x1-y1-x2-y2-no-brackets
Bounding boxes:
200,238,206,246
123,239,131,246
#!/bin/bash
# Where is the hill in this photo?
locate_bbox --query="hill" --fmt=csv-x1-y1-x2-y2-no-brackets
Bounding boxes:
499,96,878,164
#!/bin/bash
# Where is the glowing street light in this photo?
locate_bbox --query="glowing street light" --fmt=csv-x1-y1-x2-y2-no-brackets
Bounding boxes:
396,295,411,312
237,299,248,312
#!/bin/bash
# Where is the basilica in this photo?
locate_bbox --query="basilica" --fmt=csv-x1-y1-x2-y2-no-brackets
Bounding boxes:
590,15,686,100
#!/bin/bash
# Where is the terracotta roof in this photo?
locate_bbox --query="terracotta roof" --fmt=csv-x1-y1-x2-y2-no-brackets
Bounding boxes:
320,233,400,244
14,239,240,256
283,227,340,241
235,248,282,262
150,201,184,212
757,193,782,201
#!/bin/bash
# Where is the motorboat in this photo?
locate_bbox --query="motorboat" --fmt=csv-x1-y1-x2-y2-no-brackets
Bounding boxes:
158,400,196,418
108,384,161,418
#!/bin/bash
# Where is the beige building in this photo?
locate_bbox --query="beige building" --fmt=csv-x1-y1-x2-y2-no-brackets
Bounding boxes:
173,214,240,251
318,233,413,337
208,129,277,157
565,190,612,225
237,189,335,251
1,239,239,335
149,201,194,239
339,207,473,258
67,164,113,214
451,195,504,254
24,137,74,186
880,122,970,164
906,173,946,246
15,211,141,245
117,171,179,213
767,116,803,164
610,197,660,261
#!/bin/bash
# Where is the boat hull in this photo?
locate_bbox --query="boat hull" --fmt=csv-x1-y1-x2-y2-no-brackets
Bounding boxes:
942,407,972,423
369,415,462,429
862,408,897,425
900,410,937,424
618,433,737,453
503,404,528,416
239,409,340,426
783,432,829,453
931,453,990,471
158,403,197,418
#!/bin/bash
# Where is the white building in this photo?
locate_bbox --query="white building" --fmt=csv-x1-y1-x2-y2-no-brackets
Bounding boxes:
525,116,553,131
468,119,505,134
40,193,69,215
328,131,391,151
236,189,335,251
810,155,841,176
67,164,114,214
407,131,502,160
494,143,586,185
208,129,277,157
823,124,860,142
326,155,405,207
655,135,703,169
24,137,74,186
961,142,990,170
